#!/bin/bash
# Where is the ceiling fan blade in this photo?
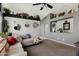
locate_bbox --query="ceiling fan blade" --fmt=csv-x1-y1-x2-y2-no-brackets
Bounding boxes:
47,4,53,9
40,7,43,10
33,3,42,5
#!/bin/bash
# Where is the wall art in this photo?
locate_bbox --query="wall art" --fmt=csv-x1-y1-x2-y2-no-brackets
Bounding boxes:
14,24,21,31
25,23,30,27
33,22,39,28
63,21,70,30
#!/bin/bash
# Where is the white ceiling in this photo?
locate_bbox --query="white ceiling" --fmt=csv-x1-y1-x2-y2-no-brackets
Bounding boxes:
2,3,79,20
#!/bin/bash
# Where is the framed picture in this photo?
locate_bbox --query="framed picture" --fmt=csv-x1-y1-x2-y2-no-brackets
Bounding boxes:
25,24,30,27
33,22,39,28
14,24,21,31
63,21,70,30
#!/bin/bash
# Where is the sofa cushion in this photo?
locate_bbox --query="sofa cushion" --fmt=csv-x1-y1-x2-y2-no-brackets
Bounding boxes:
21,34,31,39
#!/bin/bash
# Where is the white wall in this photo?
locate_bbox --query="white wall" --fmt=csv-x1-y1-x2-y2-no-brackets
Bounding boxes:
40,12,79,45
0,12,2,32
56,18,73,33
5,17,40,36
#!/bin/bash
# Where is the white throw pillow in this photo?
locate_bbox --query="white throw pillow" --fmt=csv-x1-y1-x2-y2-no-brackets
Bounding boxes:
33,36,39,44
16,36,22,42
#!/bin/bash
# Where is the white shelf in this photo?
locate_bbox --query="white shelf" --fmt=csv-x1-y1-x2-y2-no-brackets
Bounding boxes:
50,13,75,22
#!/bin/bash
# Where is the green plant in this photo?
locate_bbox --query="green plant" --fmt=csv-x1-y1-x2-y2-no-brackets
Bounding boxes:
7,32,12,36
2,19,9,33
58,28,63,33
3,7,11,15
0,33,8,39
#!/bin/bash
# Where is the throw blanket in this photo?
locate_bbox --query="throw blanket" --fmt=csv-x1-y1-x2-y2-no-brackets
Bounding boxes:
0,38,7,55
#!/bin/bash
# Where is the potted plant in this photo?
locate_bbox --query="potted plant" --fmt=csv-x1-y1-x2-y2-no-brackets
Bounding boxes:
58,28,63,33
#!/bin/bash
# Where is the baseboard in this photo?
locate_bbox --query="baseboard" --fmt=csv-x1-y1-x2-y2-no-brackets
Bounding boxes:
41,36,76,47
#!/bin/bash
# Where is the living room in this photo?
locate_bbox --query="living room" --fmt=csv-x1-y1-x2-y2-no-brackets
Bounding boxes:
0,3,79,56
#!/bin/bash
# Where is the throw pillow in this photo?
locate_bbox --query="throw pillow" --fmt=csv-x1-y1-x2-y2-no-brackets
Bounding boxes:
33,36,43,44
16,36,22,42
33,36,39,44
21,34,31,39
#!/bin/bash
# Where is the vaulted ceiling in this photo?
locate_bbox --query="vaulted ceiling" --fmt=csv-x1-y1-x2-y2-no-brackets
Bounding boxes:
2,3,79,20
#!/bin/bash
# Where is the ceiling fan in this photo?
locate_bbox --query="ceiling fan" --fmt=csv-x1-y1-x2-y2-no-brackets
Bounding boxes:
33,3,53,10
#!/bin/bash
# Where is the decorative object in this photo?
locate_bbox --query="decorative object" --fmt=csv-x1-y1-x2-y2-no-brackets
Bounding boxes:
14,26,17,30
25,24,30,27
2,8,40,21
0,33,8,39
52,23,56,27
50,13,56,19
33,22,39,28
16,13,40,20
57,28,63,33
28,16,34,19
3,7,11,15
16,13,29,18
14,24,21,31
34,15,40,20
7,36,17,45
63,20,70,30
7,32,12,36
58,12,65,17
50,21,56,32
68,9,75,14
